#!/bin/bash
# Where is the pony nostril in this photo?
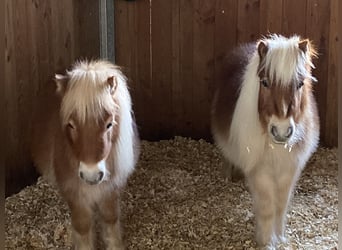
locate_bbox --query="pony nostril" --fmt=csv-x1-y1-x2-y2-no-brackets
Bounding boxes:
286,126,293,138
271,125,278,137
98,171,104,181
79,171,84,180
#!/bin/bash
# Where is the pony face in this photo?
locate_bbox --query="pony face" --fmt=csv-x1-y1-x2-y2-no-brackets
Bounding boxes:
258,72,306,145
65,111,116,185
256,35,316,146
56,64,120,185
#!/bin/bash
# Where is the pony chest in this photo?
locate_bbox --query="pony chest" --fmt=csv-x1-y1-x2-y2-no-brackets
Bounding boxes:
259,146,298,173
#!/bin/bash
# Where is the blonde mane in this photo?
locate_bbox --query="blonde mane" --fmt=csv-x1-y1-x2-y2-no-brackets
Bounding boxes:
258,34,317,87
60,60,125,124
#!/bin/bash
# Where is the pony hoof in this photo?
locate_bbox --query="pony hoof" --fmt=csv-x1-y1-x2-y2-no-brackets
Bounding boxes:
231,166,244,182
222,162,244,182
277,235,287,244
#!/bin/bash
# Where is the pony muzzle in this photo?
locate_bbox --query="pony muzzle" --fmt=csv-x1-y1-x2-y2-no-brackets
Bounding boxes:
269,117,295,144
270,125,293,144
79,161,107,185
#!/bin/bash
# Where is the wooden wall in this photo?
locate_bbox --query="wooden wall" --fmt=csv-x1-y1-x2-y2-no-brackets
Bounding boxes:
114,0,339,147
4,0,100,196
4,0,339,196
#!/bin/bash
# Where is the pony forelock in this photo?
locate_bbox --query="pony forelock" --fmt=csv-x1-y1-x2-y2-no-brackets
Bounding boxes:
60,60,124,124
258,34,317,87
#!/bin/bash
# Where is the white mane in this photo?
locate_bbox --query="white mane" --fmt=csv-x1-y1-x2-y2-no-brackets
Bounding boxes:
60,60,125,124
259,34,316,87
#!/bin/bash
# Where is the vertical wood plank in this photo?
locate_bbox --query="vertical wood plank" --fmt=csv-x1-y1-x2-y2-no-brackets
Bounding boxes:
151,0,173,139
135,0,152,139
73,0,100,60
237,0,260,43
114,1,134,71
13,0,33,165
339,0,342,149
282,0,307,36
325,0,338,146
179,0,194,136
192,0,216,139
52,0,76,71
259,0,283,34
171,0,182,135
5,0,19,177
32,0,54,95
5,0,39,196
306,0,330,146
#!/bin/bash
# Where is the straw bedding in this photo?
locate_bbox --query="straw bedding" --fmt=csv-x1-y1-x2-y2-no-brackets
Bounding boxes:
5,137,338,249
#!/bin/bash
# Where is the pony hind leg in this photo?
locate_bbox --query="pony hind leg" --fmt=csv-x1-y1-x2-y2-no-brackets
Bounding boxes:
97,189,124,250
222,159,244,182
247,169,277,247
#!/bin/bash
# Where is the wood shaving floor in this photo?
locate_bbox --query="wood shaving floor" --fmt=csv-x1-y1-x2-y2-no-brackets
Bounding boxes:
5,137,338,249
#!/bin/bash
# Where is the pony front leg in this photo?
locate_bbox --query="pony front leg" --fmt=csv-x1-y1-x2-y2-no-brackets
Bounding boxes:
68,200,94,250
275,167,299,243
98,189,124,250
247,169,276,247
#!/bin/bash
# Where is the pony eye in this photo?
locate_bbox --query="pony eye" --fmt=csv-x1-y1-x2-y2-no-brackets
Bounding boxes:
106,122,113,129
261,79,269,87
298,81,304,89
67,123,75,129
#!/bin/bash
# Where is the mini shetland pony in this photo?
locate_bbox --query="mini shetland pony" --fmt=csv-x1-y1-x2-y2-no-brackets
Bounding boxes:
31,60,139,250
211,35,319,247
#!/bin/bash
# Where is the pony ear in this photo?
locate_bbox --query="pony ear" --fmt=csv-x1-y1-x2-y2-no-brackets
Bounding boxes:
257,41,268,60
55,74,69,95
298,39,308,54
107,76,118,94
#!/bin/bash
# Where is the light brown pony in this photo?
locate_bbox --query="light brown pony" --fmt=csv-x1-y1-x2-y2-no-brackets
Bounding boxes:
31,60,139,250
212,34,319,248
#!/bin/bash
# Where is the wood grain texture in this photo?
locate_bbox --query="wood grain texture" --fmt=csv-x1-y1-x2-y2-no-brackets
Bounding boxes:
325,0,338,146
237,0,260,43
306,0,330,146
339,0,342,154
73,0,100,60
178,0,194,136
282,0,307,37
171,0,182,136
259,0,283,34
135,0,152,139
151,0,173,138
192,0,216,138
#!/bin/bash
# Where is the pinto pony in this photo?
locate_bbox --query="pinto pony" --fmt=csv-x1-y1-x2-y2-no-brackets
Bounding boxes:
211,35,319,247
31,60,139,250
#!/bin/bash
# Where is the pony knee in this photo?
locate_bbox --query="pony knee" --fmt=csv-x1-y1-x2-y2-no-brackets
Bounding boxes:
71,216,92,235
98,194,121,225
69,204,93,235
